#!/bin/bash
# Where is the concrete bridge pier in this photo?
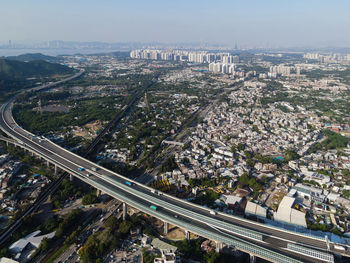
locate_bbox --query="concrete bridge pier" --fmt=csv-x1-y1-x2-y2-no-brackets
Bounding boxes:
69,174,74,181
54,165,57,175
97,189,105,197
185,230,190,241
122,202,127,220
47,160,50,168
215,241,223,253
249,254,256,263
164,222,168,235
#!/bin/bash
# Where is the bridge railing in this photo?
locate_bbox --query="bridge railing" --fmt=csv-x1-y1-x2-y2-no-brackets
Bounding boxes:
287,243,334,263
81,174,303,263
42,132,330,244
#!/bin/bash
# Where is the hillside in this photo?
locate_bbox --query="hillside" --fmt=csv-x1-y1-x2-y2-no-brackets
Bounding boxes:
0,58,74,100
4,53,60,62
0,58,73,80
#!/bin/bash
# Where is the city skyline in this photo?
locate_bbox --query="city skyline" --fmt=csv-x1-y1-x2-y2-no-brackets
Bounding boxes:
2,2,350,261
1,0,350,48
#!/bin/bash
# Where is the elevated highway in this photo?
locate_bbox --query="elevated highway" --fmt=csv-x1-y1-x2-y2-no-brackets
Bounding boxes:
0,74,348,262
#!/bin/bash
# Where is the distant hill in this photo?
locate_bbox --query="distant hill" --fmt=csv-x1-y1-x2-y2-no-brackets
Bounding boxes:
4,53,61,62
0,58,74,100
0,58,73,81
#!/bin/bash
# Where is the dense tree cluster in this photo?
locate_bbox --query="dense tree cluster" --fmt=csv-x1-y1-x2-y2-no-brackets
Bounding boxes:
82,193,99,205
159,155,178,173
238,173,263,199
0,58,74,100
170,238,245,263
193,190,220,207
13,96,124,134
79,218,136,263
309,129,350,153
52,179,82,208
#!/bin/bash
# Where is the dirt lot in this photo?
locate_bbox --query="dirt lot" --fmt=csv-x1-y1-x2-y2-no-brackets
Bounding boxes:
265,187,287,211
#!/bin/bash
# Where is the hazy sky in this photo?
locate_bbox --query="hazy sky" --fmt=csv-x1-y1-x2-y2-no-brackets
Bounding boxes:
1,0,350,47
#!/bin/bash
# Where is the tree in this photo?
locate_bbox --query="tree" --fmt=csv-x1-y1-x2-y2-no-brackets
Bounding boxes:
204,252,219,263
309,129,350,153
260,176,268,184
252,125,260,133
0,247,8,258
39,238,50,252
41,217,59,233
65,227,82,245
237,143,246,151
244,150,253,159
342,169,350,177
239,173,250,185
284,149,300,162
105,217,118,230
80,235,100,263
230,146,236,153
118,220,132,235
248,178,256,187
160,155,178,173
142,248,158,263
82,193,99,205
246,159,255,168
343,190,350,198
56,209,83,237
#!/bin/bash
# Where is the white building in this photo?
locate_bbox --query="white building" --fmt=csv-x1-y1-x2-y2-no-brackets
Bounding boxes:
245,201,267,219
9,230,55,255
208,62,235,74
274,196,307,228
292,183,325,202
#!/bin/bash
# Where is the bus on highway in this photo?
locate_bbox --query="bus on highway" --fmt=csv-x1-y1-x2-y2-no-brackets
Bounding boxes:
150,205,157,211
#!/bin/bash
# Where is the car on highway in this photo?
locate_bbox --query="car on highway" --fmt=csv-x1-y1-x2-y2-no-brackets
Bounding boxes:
125,181,133,186
150,189,158,194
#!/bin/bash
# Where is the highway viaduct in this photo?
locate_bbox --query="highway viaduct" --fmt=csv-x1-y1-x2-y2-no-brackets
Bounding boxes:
0,73,349,263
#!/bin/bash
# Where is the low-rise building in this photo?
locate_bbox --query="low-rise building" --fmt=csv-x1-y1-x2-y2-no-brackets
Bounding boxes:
292,183,325,202
245,201,267,219
274,196,307,228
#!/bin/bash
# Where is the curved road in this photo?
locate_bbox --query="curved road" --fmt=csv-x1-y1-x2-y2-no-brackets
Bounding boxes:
0,72,345,263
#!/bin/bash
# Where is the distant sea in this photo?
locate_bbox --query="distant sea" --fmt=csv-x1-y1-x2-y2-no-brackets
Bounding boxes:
0,48,123,57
